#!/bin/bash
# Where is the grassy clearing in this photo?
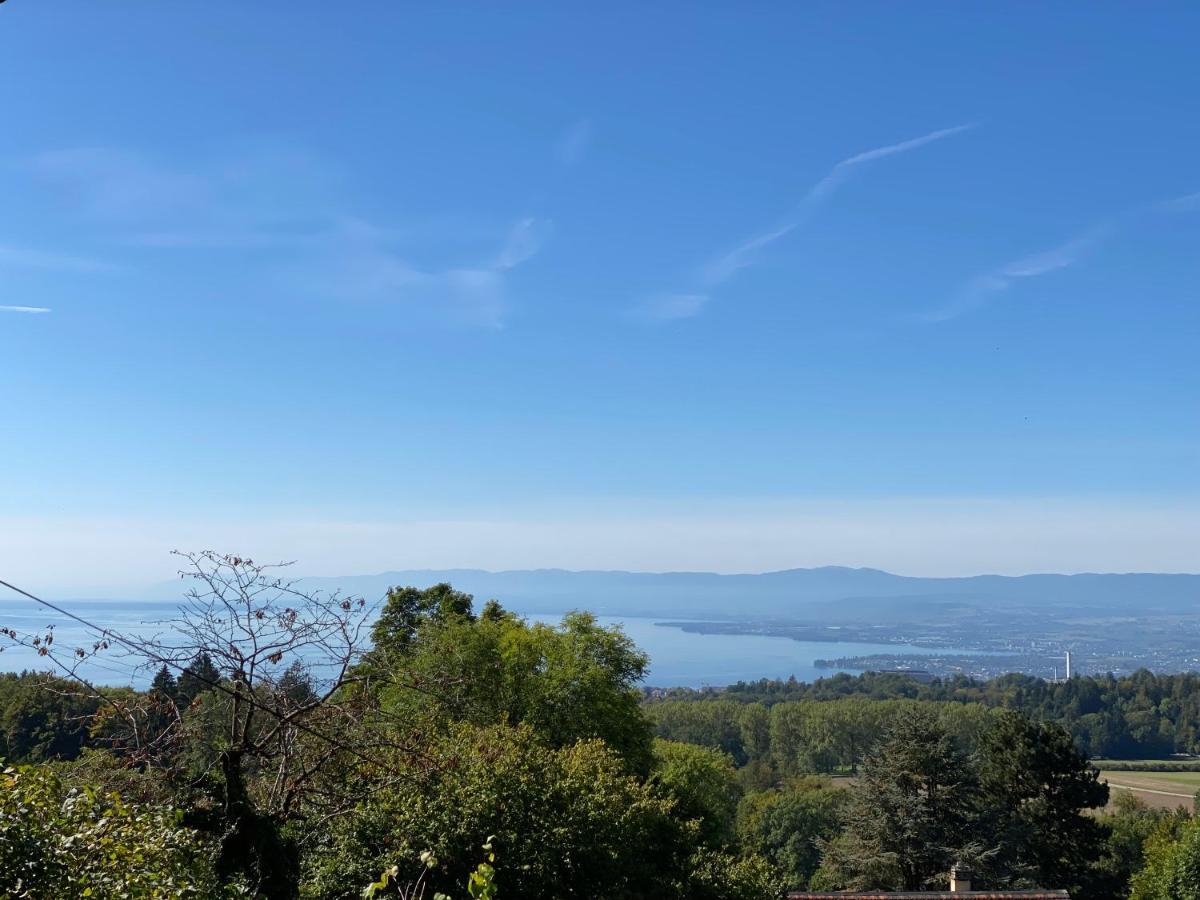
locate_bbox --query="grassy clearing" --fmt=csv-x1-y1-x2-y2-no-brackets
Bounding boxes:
1133,771,1200,786
1098,770,1197,813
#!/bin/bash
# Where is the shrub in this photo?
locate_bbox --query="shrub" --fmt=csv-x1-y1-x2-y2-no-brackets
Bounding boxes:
0,761,230,898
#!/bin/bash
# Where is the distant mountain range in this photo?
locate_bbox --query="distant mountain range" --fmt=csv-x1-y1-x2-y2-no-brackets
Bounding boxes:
274,567,1200,620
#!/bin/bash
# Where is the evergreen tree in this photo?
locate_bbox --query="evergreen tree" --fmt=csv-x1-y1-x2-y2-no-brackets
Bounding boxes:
146,664,180,745
176,652,220,706
150,664,178,702
977,709,1112,896
814,707,978,891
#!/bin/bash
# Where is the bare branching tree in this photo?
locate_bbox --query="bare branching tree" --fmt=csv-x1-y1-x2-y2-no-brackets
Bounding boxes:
125,551,389,895
142,551,376,806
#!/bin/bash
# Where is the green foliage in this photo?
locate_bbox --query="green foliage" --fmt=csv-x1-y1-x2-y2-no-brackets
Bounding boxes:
303,723,691,900
813,707,977,891
466,837,497,900
651,700,747,762
1130,814,1200,900
736,777,848,890
151,664,179,701
809,707,1115,895
976,709,1111,895
380,603,653,772
737,703,770,763
362,849,455,900
1096,761,1200,772
176,651,220,708
369,583,477,661
13,573,1191,900
1096,793,1189,898
665,668,1200,761
652,739,742,846
0,760,230,898
653,695,992,778
683,849,783,900
0,672,99,762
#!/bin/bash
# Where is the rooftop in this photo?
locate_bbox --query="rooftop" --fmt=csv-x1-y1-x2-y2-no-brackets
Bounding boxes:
788,892,1070,899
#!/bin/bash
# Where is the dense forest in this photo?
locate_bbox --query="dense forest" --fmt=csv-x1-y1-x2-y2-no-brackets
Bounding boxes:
2,555,1200,898
648,667,1200,765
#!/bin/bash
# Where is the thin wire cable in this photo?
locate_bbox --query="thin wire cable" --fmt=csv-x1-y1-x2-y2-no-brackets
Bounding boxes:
0,577,403,774
0,632,146,682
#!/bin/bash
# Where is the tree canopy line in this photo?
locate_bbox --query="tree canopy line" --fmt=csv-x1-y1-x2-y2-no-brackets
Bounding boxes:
653,667,1200,760
0,554,1198,899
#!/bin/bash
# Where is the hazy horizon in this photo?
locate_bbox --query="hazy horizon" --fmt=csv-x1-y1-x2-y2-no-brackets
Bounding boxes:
7,501,1200,597
18,558,1200,606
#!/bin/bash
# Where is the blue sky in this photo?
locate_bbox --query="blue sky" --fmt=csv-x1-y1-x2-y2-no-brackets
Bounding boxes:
2,3,1197,591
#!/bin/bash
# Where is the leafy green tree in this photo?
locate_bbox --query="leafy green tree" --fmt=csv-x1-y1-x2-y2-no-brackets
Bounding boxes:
0,760,231,897
651,700,747,762
684,849,783,900
369,583,477,661
736,777,848,890
146,664,182,744
277,660,317,707
1096,793,1187,898
0,673,98,762
380,603,654,771
652,739,742,846
669,668,1200,761
737,703,770,761
1130,814,1200,900
303,723,693,900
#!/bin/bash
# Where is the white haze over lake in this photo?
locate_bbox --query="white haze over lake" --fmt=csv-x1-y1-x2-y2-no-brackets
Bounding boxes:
2,494,1197,595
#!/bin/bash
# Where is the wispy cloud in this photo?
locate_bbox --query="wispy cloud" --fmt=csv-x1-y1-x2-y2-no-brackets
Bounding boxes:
554,119,593,168
0,305,51,314
648,123,977,320
494,217,553,270
927,223,1113,322
631,293,710,323
1161,190,1200,213
699,224,797,288
297,216,552,328
805,123,976,206
29,144,555,327
928,187,1200,321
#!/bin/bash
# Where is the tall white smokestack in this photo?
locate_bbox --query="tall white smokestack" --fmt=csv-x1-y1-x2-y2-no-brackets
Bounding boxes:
1066,650,1072,680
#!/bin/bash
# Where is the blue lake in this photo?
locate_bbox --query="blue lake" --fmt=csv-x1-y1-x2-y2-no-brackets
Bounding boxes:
0,598,973,688
536,616,970,687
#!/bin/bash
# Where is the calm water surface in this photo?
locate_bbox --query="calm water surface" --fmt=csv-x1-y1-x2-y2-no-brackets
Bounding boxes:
542,615,968,687
0,599,967,689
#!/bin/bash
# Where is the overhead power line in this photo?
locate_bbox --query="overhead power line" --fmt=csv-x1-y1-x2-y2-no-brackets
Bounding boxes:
0,577,401,775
